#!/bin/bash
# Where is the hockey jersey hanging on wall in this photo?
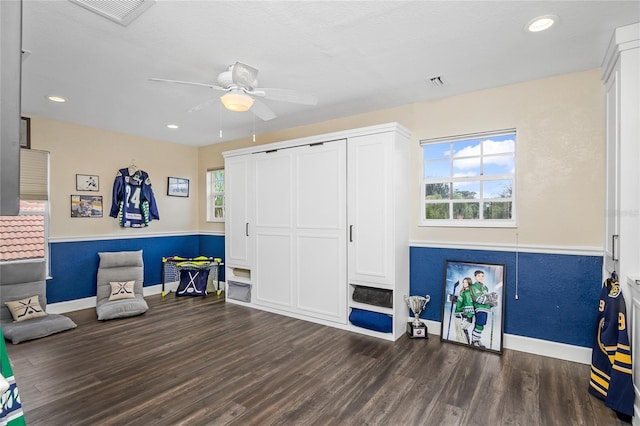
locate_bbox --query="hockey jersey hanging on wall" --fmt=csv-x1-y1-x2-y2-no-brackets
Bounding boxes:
109,167,160,228
589,277,634,422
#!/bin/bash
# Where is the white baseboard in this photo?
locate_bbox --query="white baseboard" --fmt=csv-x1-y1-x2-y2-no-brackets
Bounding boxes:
46,281,219,313
503,334,591,364
47,293,591,365
46,296,97,314
46,283,166,314
423,319,591,364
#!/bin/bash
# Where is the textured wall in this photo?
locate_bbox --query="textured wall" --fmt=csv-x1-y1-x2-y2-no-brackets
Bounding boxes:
410,246,602,347
48,234,225,303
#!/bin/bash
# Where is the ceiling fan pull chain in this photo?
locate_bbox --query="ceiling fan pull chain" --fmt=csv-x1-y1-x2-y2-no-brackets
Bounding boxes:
218,102,223,139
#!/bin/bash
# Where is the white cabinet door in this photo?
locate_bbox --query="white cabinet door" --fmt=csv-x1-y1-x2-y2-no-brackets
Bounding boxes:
348,132,394,286
604,61,621,276
253,142,347,323
294,142,347,323
254,149,294,308
225,155,252,268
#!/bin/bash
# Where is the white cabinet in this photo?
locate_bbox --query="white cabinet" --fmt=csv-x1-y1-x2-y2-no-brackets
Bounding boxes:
347,130,409,339
602,22,640,424
602,22,640,293
224,155,253,295
626,277,640,425
224,155,252,268
348,133,394,286
224,123,410,340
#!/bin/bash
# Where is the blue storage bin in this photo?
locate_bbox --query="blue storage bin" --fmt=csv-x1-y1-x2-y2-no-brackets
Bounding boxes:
349,308,393,333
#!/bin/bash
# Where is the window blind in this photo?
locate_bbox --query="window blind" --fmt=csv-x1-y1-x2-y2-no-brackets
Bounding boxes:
20,148,49,200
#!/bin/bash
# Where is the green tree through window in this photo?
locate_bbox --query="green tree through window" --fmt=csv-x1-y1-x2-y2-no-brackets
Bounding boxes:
421,130,516,226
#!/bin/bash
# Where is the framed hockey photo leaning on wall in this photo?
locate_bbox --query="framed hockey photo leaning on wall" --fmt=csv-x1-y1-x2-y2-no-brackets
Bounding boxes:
440,260,505,354
167,177,189,197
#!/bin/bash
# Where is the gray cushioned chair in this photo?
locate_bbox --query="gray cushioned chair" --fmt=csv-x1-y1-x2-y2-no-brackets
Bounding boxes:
96,250,149,320
0,260,77,344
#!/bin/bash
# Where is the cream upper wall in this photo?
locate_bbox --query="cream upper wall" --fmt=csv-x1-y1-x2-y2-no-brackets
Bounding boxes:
199,69,605,248
31,118,199,239
27,69,603,247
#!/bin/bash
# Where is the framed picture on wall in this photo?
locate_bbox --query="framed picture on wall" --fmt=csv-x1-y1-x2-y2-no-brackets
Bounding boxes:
76,174,99,191
70,195,103,218
440,260,506,354
167,177,189,197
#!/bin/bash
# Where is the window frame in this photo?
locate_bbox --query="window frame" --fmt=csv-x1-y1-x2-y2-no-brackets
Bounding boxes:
206,168,225,222
419,129,517,228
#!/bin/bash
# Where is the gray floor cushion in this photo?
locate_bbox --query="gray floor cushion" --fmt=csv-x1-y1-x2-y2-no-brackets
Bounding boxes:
2,315,77,344
96,294,148,321
96,250,149,320
1,260,77,344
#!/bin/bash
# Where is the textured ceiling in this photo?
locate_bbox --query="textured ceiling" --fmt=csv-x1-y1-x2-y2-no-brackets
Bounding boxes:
20,1,640,146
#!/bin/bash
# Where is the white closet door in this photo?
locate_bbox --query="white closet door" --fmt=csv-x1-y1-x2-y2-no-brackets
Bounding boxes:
254,150,294,308
604,63,620,276
348,132,394,286
253,141,347,322
295,141,347,323
225,155,252,267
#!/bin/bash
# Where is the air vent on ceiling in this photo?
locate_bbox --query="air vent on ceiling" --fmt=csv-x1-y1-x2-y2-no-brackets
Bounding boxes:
428,76,446,88
69,0,155,26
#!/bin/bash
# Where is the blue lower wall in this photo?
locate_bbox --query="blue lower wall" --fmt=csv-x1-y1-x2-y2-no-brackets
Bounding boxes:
410,246,602,348
48,236,602,348
48,234,225,303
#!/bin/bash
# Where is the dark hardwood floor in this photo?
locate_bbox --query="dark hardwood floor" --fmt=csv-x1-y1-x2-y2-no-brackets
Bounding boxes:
6,294,623,426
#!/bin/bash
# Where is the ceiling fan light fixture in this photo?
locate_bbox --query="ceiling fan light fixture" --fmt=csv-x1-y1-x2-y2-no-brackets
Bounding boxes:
221,92,254,112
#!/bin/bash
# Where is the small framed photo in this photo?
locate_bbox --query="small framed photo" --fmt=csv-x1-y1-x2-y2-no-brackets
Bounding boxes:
76,174,99,191
167,177,189,197
440,260,506,354
71,195,103,218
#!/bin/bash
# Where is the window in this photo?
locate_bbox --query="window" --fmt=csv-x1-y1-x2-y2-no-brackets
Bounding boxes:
206,169,225,221
0,149,50,266
421,130,516,227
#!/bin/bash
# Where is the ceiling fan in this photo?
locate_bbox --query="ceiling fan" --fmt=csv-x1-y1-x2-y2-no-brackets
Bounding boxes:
150,61,318,121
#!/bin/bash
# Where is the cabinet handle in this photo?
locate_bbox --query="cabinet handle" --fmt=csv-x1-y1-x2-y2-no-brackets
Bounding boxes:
612,234,619,261
349,225,353,242
246,223,249,237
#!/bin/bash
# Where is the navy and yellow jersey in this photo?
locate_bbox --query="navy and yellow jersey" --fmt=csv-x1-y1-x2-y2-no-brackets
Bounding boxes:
109,168,160,228
589,280,634,420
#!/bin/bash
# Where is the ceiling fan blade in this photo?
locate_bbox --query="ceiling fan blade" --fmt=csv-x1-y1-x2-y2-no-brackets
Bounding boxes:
251,98,277,121
187,98,218,113
149,78,228,92
232,62,259,87
258,87,318,105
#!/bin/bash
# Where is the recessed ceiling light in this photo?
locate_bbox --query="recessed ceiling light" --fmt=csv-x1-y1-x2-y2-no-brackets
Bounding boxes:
527,15,557,32
47,95,66,103
167,124,179,129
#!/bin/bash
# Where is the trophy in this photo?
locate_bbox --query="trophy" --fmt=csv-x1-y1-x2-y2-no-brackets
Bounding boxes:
405,295,430,338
